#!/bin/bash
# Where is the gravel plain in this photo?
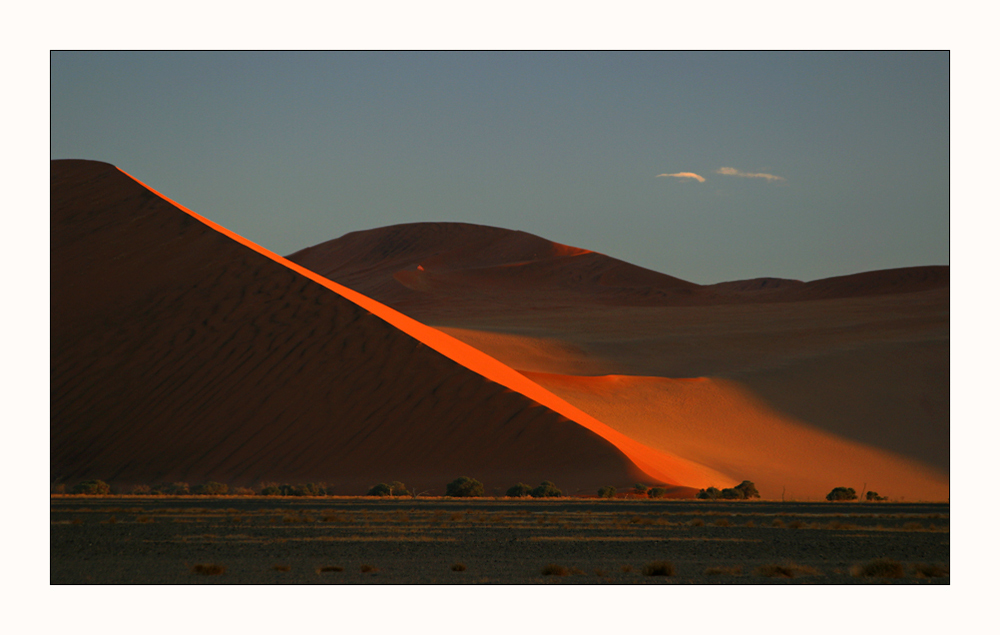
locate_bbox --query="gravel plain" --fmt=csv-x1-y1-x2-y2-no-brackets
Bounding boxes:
51,497,949,584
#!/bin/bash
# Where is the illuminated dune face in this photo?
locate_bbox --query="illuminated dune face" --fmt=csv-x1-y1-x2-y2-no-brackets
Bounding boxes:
288,222,949,501
50,160,697,493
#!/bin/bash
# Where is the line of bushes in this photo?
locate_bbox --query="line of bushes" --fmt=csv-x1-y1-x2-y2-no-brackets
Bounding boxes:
697,480,761,500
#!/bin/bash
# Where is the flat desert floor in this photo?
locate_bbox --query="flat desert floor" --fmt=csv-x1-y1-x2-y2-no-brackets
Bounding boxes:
51,497,948,584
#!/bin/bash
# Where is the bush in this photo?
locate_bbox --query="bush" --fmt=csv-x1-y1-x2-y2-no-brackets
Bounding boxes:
647,487,668,499
826,487,857,501
260,485,282,496
720,487,744,499
367,483,392,497
446,477,484,498
852,558,904,578
597,485,617,499
388,481,409,496
506,483,532,497
642,561,675,576
530,481,562,498
866,491,887,501
734,480,760,499
72,479,110,495
633,483,648,494
164,482,190,495
193,481,228,495
697,487,721,500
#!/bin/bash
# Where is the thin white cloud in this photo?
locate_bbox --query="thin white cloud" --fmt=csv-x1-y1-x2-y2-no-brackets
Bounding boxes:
656,172,706,183
715,167,785,182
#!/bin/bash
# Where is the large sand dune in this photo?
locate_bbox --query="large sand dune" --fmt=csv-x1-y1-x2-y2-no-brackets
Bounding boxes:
288,223,949,501
51,161,699,494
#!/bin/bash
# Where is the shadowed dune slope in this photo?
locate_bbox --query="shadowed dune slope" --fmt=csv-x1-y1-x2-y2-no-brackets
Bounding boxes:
287,223,947,314
51,160,698,495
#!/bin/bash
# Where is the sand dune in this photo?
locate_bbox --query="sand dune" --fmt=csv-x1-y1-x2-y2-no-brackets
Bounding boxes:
288,222,949,500
51,160,699,494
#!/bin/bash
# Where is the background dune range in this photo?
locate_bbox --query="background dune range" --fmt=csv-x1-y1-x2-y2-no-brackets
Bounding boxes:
288,223,950,501
51,160,705,495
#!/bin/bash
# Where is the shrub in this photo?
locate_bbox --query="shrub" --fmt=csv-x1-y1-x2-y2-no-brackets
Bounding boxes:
451,563,467,572
597,485,617,499
755,562,820,578
642,561,675,576
541,564,569,576
866,491,887,501
826,487,857,501
633,483,648,494
506,483,532,497
232,487,256,496
852,558,904,578
190,563,225,576
193,481,228,495
388,481,410,496
130,484,152,495
720,487,744,499
71,480,110,495
446,477,484,498
317,565,343,573
51,483,66,494
367,483,393,497
913,563,948,578
164,482,190,495
697,487,720,500
530,481,562,498
647,487,668,499
734,480,760,499
260,485,282,496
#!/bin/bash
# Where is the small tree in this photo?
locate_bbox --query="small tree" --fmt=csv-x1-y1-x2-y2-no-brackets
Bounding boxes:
506,483,532,497
530,481,562,498
72,479,110,495
165,482,190,495
597,485,617,499
720,487,744,499
697,486,721,500
647,487,668,499
633,483,648,494
866,491,887,502
446,477,484,498
734,480,760,499
367,483,392,497
388,481,410,496
826,487,857,501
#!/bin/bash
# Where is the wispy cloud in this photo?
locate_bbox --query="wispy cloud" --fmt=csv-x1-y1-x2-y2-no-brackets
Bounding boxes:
715,167,785,182
656,172,706,183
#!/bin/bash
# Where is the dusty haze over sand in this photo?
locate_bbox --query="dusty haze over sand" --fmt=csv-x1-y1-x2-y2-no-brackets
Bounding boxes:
52,160,698,495
289,223,949,501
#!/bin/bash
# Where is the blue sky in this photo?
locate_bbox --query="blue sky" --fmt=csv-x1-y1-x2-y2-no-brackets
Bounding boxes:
51,51,949,284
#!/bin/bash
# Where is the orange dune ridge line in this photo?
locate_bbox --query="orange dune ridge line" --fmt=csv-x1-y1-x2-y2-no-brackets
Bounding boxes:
118,169,707,487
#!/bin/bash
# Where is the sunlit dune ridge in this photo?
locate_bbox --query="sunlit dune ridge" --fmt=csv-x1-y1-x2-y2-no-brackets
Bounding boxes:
118,169,716,488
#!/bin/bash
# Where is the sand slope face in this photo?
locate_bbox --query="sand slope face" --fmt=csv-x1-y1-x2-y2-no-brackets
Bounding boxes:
288,223,949,500
51,161,681,494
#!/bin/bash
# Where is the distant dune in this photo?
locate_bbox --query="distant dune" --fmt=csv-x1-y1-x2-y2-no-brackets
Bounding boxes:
51,161,700,495
288,222,949,501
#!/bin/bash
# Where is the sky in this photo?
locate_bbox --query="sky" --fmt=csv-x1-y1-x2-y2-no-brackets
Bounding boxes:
50,51,948,284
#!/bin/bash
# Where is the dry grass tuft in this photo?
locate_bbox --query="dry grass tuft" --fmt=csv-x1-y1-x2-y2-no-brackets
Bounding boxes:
322,513,341,523
451,563,467,572
621,565,633,573
755,562,820,578
912,563,948,578
136,516,154,523
688,518,705,527
903,521,923,531
713,518,730,527
272,564,291,572
190,563,225,576
771,518,785,528
360,564,378,573
541,564,569,576
642,561,675,576
852,558,904,578
569,567,587,576
705,565,743,576
317,565,343,573
593,568,607,577
786,520,806,529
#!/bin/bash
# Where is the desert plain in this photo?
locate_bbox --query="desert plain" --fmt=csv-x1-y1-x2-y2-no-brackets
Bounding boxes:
50,159,949,584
